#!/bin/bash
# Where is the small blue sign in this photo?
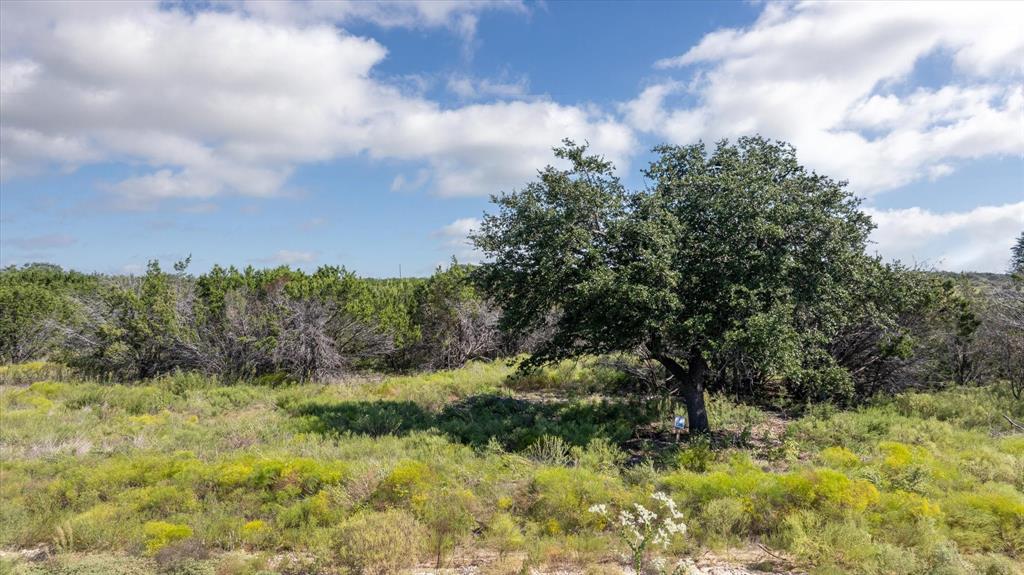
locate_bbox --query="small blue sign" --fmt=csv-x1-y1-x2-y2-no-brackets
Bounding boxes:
673,415,687,430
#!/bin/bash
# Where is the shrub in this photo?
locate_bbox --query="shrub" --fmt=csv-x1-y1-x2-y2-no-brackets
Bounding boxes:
238,520,271,548
573,437,627,474
276,491,338,528
417,487,478,568
530,467,624,533
0,361,72,385
485,512,525,558
0,264,91,364
662,461,881,536
374,459,433,508
777,511,877,572
119,485,198,516
505,357,627,396
143,521,193,555
524,435,572,466
818,446,862,469
970,553,1022,575
65,504,138,551
405,262,500,370
211,457,347,498
806,468,880,513
333,509,426,575
700,497,749,547
944,487,1024,555
675,436,716,473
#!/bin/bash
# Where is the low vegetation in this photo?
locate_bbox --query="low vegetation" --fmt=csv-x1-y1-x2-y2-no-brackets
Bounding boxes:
1,360,1021,574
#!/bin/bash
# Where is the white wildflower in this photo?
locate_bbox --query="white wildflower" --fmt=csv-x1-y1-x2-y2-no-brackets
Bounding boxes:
633,502,657,526
588,491,689,574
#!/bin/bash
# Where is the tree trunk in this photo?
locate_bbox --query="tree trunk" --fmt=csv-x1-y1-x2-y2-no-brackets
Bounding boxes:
655,350,711,435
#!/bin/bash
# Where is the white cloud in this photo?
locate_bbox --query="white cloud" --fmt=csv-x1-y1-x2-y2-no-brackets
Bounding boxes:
437,217,483,263
256,249,318,265
390,169,431,192
225,0,526,44
867,202,1024,272
446,73,529,100
632,1,1024,195
440,217,480,237
0,2,633,205
0,127,104,179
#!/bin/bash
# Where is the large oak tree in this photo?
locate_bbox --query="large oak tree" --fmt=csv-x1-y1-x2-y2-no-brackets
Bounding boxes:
473,137,881,434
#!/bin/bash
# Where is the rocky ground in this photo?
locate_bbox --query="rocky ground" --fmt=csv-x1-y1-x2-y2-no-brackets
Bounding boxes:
2,546,805,575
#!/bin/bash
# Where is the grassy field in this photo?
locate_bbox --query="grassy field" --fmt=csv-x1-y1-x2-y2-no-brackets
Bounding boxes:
1,360,1022,575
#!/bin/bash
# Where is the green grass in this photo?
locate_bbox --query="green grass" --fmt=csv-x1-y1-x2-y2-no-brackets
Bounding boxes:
1,360,1022,575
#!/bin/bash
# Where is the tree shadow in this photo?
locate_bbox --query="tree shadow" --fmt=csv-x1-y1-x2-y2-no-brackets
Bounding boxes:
292,400,434,437
290,393,663,451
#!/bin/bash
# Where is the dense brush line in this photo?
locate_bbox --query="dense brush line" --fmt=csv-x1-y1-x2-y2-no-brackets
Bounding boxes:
1,258,1021,406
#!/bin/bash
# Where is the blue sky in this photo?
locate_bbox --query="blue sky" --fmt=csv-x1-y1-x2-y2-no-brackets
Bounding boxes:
1,0,1021,276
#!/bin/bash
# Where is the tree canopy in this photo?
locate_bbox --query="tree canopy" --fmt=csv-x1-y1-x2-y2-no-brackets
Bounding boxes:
474,137,909,433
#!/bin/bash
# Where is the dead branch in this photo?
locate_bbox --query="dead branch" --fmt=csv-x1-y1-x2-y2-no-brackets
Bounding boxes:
1003,414,1024,432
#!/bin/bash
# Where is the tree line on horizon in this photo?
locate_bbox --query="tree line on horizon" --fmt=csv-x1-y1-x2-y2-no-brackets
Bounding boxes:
2,137,1022,433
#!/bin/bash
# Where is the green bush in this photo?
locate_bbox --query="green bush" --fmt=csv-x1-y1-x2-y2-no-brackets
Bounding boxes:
0,361,73,385
0,264,95,364
530,467,624,533
485,512,525,558
373,459,433,507
700,497,749,547
333,509,426,575
675,436,716,472
944,486,1024,555
573,437,627,474
818,446,862,469
417,487,478,568
142,521,193,555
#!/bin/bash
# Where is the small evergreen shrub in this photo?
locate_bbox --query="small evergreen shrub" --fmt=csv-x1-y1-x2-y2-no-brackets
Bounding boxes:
530,467,624,533
333,509,426,575
373,459,433,507
143,521,193,555
485,512,525,558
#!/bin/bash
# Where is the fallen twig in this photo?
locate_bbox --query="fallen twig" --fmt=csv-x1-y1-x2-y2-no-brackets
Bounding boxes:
758,543,789,563
1003,414,1024,432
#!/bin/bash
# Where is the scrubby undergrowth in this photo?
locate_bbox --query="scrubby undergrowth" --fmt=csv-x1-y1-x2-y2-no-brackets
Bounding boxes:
1,360,1021,575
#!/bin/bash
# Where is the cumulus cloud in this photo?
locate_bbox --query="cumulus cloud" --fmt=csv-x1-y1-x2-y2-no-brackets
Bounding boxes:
0,1,633,206
630,1,1024,195
255,249,318,265
390,169,431,193
866,202,1024,272
436,217,483,263
224,0,526,45
447,73,529,100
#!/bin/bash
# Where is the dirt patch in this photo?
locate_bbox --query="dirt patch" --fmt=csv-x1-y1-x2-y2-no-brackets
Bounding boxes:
411,546,804,575
1,547,806,575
